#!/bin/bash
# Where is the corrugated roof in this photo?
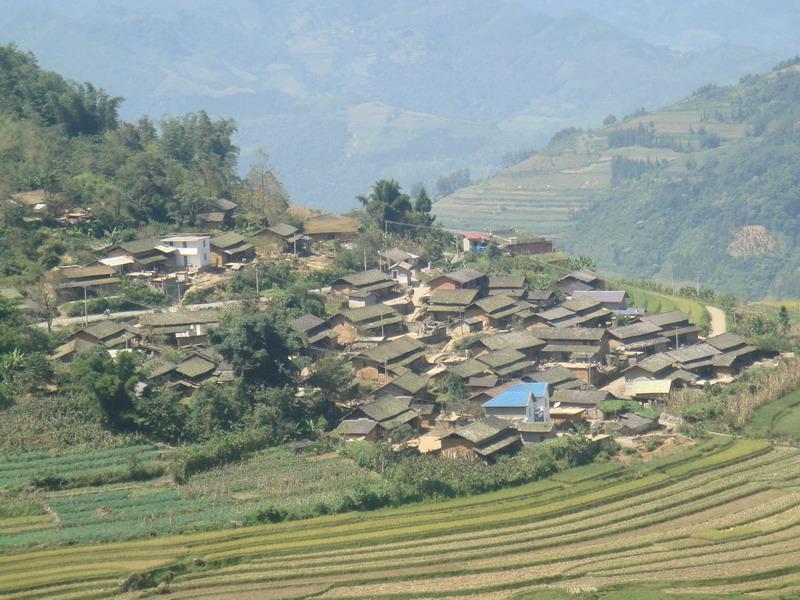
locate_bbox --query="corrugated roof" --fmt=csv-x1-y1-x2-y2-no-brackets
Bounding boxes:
478,348,527,369
552,389,607,405
455,415,509,444
430,288,479,306
629,379,672,396
608,321,663,340
480,330,545,352
483,382,549,407
572,290,627,304
443,268,486,284
361,336,425,364
335,418,378,436
534,327,606,341
641,310,690,328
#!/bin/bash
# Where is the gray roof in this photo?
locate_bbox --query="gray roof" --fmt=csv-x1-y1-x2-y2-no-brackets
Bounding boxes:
138,311,220,327
608,321,663,340
527,289,555,301
537,366,578,385
641,310,690,328
430,288,479,307
443,268,486,284
454,415,510,444
667,343,721,364
82,320,129,341
478,348,527,369
488,275,525,289
472,295,519,315
380,247,416,264
552,389,608,406
340,304,400,324
449,358,490,379
358,395,413,422
706,332,748,352
361,336,425,364
266,222,299,237
619,412,656,429
560,270,600,284
480,330,545,352
291,313,327,334
562,297,601,313
537,306,575,321
629,352,676,374
533,327,606,341
336,269,393,288
377,371,427,395
335,419,377,436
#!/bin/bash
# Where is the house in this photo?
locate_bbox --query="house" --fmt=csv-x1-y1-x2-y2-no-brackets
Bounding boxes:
440,415,520,460
471,329,545,360
552,389,607,418
9,189,51,220
526,289,557,308
706,333,760,378
290,314,337,349
334,418,379,442
467,295,529,329
516,420,556,443
137,310,220,346
330,304,405,340
378,248,420,285
448,358,491,380
477,348,532,378
373,371,428,400
462,232,491,253
534,327,608,362
627,379,672,402
466,374,500,395
331,270,397,300
428,269,488,293
141,351,222,393
482,382,550,423
303,213,360,241
607,321,670,355
492,229,554,256
54,265,120,300
56,207,94,226
640,311,700,347
530,305,576,327
556,298,612,328
197,198,239,228
67,320,140,351
50,338,100,363
210,232,255,267
104,239,177,272
622,352,677,382
537,365,584,390
159,234,213,269
571,290,629,311
615,412,658,436
251,223,309,255
556,270,604,294
352,336,428,378
487,275,527,299
666,343,722,374
427,288,479,322
344,395,420,435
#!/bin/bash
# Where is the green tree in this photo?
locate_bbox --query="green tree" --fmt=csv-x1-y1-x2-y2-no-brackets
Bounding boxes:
67,348,138,429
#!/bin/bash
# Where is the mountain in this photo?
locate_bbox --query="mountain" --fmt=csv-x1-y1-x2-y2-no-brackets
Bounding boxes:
0,1,783,209
565,61,800,299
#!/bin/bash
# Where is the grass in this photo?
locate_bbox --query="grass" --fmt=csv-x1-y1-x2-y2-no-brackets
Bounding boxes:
623,284,709,329
743,386,800,444
2,439,798,599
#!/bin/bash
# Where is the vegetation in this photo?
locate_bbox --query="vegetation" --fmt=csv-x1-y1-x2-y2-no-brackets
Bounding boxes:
3,439,798,598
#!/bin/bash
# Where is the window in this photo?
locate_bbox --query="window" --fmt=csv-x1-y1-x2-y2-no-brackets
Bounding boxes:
182,241,187,249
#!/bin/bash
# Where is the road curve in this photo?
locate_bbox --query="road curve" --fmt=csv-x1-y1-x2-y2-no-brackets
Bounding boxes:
706,305,727,337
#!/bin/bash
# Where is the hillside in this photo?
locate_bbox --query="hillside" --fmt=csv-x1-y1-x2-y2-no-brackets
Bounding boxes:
6,438,800,599
0,1,780,208
436,61,800,299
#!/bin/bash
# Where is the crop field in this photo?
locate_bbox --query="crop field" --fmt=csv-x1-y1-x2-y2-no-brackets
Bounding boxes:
0,447,377,551
745,387,800,445
433,95,746,234
3,437,800,598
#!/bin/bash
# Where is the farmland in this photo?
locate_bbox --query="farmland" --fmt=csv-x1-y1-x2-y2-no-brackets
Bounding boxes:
432,93,747,235
745,387,800,445
623,284,710,331
0,447,378,551
3,437,800,598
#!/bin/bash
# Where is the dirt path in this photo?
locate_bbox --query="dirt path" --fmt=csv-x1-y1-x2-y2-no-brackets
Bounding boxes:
706,305,727,337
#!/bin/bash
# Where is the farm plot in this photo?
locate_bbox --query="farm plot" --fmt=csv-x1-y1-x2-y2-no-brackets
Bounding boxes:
745,386,800,445
4,438,800,599
0,447,378,551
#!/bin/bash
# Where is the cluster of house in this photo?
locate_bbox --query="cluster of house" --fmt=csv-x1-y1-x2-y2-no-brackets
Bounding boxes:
314,264,766,460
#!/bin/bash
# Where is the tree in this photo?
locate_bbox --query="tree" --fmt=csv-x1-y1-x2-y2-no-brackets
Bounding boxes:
778,306,791,333
239,150,290,224
414,187,432,214
210,308,297,390
356,179,413,231
603,114,617,126
134,389,188,443
67,348,138,429
306,355,352,421
187,383,244,441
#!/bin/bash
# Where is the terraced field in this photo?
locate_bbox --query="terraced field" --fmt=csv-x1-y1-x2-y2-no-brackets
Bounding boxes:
623,284,710,330
433,95,747,235
3,437,800,599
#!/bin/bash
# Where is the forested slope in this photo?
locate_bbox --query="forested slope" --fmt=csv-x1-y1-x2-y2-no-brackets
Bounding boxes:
568,62,800,299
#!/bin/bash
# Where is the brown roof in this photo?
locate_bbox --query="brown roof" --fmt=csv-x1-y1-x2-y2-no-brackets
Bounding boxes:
303,214,360,235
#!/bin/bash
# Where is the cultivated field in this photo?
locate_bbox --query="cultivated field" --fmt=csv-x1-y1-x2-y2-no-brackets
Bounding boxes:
3,437,800,599
745,387,800,446
623,285,710,330
433,95,748,234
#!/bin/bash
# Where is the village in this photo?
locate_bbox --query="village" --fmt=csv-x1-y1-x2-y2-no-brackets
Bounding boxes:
5,189,775,465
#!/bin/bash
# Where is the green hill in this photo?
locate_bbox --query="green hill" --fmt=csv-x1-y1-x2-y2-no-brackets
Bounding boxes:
436,60,800,299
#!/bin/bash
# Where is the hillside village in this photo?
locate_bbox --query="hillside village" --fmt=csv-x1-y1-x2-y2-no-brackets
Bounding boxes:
8,190,777,465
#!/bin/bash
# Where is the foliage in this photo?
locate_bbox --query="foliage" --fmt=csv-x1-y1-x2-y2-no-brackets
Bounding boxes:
598,399,660,420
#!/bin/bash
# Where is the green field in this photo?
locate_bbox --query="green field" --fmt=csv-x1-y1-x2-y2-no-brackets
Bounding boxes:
744,387,800,445
0,447,377,551
5,438,800,599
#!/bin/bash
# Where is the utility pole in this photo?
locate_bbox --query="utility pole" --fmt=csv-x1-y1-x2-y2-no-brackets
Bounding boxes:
83,285,88,326
363,248,367,272
255,261,260,295
695,271,701,295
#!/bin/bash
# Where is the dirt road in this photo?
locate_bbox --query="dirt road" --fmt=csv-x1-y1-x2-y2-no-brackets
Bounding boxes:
706,304,727,337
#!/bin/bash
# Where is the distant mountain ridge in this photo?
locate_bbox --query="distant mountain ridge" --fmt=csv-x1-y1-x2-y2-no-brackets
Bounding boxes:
0,0,782,209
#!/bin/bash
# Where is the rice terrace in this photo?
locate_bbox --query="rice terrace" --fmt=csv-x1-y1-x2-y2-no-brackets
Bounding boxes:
3,437,800,599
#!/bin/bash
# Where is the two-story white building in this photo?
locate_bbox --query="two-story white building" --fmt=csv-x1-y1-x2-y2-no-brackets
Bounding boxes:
159,234,212,270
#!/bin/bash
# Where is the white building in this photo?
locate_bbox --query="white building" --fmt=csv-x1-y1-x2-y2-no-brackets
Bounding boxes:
159,234,212,269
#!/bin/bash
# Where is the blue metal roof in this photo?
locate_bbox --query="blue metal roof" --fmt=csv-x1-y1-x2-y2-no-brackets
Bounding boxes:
482,382,549,408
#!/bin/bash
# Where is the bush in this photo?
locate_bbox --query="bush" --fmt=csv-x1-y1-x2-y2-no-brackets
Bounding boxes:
168,429,271,483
